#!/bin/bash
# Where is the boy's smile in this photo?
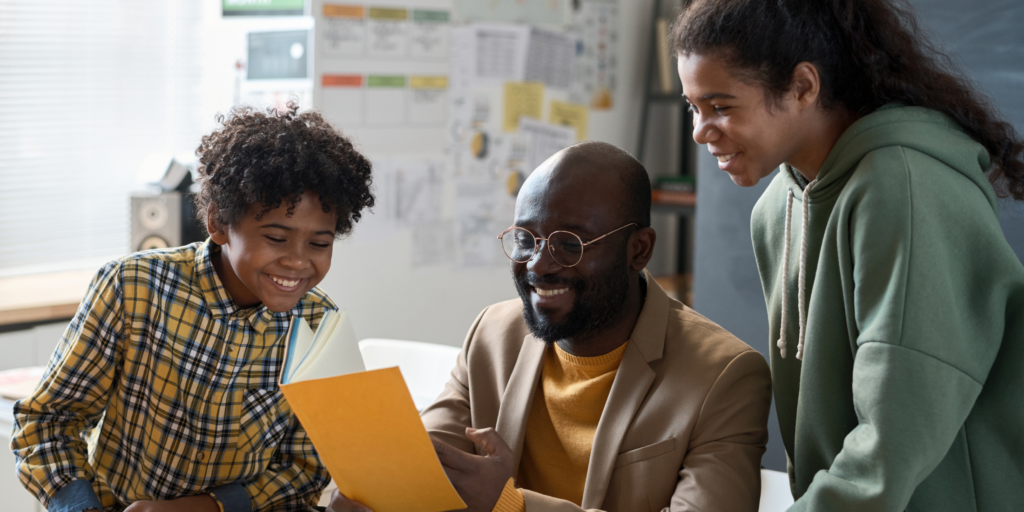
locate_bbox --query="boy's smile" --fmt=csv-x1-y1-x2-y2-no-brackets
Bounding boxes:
209,190,338,312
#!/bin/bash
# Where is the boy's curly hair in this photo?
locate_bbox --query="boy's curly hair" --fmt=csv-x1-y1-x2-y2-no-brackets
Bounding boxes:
194,101,374,238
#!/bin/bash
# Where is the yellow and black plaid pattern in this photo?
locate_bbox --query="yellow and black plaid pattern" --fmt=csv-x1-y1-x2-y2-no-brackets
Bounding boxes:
11,240,334,511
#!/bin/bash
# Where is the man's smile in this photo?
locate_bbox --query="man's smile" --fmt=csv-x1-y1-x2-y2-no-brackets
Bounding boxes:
535,287,569,297
531,284,575,311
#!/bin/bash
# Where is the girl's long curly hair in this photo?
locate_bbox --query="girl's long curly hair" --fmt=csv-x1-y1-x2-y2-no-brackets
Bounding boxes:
672,0,1024,200
194,101,375,237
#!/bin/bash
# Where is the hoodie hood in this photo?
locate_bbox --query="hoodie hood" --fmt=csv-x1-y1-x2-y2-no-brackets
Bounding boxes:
781,105,995,212
774,105,995,360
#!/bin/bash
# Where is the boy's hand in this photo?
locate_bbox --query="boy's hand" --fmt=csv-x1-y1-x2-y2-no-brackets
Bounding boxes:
327,489,373,511
123,494,220,512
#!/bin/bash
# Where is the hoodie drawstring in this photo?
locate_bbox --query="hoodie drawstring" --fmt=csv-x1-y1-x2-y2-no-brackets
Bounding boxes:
779,178,817,360
778,190,794,359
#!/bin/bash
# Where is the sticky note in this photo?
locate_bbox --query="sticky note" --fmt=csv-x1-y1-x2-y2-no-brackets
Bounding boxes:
549,101,589,141
323,4,364,18
503,81,544,132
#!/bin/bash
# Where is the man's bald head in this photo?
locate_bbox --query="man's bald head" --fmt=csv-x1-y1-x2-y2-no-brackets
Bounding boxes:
524,141,651,228
510,141,657,351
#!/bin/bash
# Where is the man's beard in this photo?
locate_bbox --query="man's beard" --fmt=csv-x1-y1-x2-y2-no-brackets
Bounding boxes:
513,252,631,344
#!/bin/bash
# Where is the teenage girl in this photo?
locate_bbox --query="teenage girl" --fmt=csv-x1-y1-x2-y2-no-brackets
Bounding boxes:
673,0,1024,510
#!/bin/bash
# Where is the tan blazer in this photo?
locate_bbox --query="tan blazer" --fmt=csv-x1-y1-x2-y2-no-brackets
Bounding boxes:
421,273,772,512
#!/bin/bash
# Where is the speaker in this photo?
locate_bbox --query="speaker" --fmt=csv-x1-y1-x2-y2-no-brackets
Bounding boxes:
130,192,205,252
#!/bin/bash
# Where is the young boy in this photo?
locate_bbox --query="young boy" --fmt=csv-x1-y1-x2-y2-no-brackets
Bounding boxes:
11,102,374,512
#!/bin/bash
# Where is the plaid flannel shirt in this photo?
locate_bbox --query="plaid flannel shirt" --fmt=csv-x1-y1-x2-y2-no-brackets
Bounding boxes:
11,240,333,512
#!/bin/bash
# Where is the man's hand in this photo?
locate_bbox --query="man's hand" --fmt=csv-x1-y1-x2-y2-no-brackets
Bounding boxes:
123,494,220,512
433,427,515,512
327,489,373,511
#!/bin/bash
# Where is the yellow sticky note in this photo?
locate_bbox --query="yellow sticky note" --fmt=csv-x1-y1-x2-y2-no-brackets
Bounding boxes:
410,76,449,89
549,101,589,141
503,82,544,132
280,367,466,512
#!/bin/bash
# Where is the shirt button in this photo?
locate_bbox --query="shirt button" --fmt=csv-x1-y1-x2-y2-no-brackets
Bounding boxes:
197,452,206,462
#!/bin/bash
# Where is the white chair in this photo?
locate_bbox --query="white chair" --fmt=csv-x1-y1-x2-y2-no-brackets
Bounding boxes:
357,338,462,411
759,468,795,511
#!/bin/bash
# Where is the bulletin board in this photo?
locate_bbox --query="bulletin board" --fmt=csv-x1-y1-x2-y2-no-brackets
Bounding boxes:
312,0,622,271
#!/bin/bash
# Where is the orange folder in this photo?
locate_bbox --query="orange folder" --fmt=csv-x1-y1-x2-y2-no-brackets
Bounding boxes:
281,366,466,512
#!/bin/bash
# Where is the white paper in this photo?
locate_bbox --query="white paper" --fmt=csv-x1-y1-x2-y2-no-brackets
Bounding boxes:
453,0,569,26
411,219,456,267
409,87,447,125
365,88,406,125
410,17,450,59
349,165,399,241
473,24,530,83
320,85,364,127
519,118,576,175
393,161,443,225
289,311,361,382
570,0,618,109
450,26,477,91
368,16,409,57
455,180,508,268
525,27,575,89
448,89,506,178
322,17,366,56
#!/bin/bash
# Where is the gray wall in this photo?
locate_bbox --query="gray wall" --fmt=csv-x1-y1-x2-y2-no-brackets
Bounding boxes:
691,0,1024,472
915,0,1024,256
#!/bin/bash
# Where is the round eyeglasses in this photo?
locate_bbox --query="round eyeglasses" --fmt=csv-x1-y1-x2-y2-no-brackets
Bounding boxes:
497,223,639,267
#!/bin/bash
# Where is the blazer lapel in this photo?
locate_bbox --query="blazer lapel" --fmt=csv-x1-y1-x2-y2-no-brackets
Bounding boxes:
581,343,656,508
581,271,670,508
495,335,546,467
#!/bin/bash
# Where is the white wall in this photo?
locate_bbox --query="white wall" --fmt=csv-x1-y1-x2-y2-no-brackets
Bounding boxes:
315,0,660,347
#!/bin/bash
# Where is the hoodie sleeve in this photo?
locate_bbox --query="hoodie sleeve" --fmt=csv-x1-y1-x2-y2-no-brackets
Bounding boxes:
790,147,1011,511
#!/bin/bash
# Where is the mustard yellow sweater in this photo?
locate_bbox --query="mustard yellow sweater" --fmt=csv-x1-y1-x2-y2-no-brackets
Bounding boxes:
493,341,627,511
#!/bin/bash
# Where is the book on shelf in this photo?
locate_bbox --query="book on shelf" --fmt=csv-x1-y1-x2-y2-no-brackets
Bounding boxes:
652,175,696,206
656,18,674,94
656,175,695,193
279,310,465,512
652,189,696,206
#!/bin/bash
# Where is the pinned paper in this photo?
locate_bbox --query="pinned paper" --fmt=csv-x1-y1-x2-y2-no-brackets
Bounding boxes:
520,118,575,174
410,76,449,89
366,75,407,126
368,7,409,57
410,76,449,125
321,74,364,126
411,9,451,59
280,367,466,512
549,100,589,141
322,4,366,56
503,81,544,132
453,0,569,26
475,25,531,83
524,27,575,89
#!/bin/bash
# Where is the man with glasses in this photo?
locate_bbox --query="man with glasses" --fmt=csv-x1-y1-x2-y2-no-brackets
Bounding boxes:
328,142,772,512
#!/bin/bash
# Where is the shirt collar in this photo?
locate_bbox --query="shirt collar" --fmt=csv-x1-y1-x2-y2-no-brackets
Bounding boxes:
195,239,277,334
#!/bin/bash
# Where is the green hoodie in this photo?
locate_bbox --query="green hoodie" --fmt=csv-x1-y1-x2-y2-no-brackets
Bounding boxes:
751,105,1024,511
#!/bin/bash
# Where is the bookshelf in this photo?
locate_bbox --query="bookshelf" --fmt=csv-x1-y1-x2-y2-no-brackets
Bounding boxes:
636,0,694,300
